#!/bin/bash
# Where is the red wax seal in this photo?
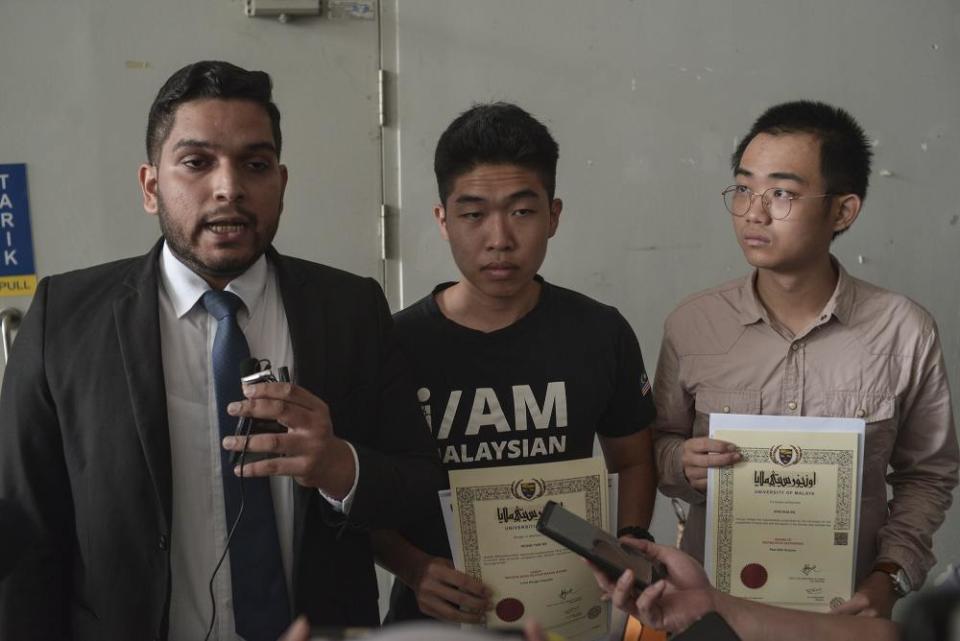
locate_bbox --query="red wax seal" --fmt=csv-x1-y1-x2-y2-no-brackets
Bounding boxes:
740,563,768,589
495,597,525,622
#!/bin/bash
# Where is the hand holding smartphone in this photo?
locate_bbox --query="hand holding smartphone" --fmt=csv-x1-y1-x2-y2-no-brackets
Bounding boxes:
536,500,663,591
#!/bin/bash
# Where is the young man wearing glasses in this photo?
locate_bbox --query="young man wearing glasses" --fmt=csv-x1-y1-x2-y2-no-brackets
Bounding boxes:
653,101,958,618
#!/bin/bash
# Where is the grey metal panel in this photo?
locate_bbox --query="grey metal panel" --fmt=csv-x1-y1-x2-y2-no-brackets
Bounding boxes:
386,0,960,604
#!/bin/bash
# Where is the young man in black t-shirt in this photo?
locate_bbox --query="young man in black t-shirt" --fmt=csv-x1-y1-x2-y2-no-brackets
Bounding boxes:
394,276,652,472
373,103,657,624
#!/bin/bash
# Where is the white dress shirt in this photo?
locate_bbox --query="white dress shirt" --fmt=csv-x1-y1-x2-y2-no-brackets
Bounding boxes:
158,244,357,640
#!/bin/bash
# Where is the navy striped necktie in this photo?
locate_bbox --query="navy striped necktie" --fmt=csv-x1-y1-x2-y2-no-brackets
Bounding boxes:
201,289,290,641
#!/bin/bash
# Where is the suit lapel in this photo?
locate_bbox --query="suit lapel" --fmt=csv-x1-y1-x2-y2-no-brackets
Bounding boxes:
272,249,327,594
114,241,173,531
273,250,327,402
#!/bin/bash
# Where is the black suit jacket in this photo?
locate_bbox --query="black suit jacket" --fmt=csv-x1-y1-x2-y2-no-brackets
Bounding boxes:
0,241,443,640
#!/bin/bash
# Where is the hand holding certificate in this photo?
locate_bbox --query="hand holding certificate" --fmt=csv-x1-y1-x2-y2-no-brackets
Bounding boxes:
447,458,611,641
705,414,864,612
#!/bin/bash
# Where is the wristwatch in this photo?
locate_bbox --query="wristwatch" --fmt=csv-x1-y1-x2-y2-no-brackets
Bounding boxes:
616,526,655,542
873,562,912,597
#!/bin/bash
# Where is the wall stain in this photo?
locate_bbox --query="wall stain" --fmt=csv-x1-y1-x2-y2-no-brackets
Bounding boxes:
950,215,959,226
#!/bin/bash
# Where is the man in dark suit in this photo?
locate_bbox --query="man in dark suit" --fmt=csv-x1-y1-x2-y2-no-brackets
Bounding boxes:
0,60,442,641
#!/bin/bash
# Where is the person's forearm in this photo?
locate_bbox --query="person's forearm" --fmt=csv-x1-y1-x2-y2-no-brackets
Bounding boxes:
370,529,430,588
314,438,358,500
617,463,656,530
877,467,958,587
653,431,705,503
712,590,899,641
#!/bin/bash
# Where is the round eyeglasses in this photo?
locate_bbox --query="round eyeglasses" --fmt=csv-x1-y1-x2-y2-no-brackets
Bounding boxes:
721,185,835,221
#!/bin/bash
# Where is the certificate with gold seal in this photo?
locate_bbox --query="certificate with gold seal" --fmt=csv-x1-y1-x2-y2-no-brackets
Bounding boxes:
705,414,864,612
449,458,610,641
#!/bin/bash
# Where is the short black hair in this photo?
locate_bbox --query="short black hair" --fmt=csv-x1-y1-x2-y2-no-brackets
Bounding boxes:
434,102,559,205
145,60,282,164
732,100,873,200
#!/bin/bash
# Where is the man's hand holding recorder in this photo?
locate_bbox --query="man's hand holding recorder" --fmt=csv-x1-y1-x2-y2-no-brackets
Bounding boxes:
222,361,358,501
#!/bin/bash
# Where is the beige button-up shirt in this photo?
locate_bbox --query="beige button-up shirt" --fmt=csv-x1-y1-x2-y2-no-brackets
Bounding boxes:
653,259,959,588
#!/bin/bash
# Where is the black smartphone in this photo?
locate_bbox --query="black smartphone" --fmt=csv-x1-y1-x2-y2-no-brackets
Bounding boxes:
536,500,663,591
229,365,288,466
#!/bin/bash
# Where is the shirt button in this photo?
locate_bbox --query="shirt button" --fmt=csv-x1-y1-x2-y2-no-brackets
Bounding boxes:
158,534,168,550
856,408,866,418
787,401,798,411
722,405,731,413
791,343,800,351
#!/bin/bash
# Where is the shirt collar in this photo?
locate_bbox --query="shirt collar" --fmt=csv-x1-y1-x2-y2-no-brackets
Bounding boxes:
737,254,855,327
820,256,855,325
159,242,269,319
737,271,766,326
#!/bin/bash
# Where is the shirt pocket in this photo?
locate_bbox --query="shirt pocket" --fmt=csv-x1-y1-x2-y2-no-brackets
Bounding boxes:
692,388,763,437
824,391,895,424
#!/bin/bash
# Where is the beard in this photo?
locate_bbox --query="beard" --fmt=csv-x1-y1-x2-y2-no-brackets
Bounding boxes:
156,191,279,283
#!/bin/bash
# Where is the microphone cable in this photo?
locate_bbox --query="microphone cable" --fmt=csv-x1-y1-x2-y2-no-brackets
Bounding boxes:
203,359,273,641
203,418,254,641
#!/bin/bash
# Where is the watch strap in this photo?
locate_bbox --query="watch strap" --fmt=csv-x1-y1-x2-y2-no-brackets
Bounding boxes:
616,526,655,542
872,562,910,596
872,561,899,575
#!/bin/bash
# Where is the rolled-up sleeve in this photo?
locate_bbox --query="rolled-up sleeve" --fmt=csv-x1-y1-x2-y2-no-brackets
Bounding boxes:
879,323,959,588
652,321,705,505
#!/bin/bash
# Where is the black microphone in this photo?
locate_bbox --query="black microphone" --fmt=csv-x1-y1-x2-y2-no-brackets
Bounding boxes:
230,358,263,466
230,358,285,466
0,499,35,580
235,358,261,436
238,358,261,429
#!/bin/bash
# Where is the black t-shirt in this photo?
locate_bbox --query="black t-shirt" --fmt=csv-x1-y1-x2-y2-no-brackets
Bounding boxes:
385,278,656,622
394,278,655,472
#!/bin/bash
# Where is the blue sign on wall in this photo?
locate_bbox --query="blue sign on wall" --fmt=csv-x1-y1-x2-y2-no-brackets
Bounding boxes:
0,163,37,296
